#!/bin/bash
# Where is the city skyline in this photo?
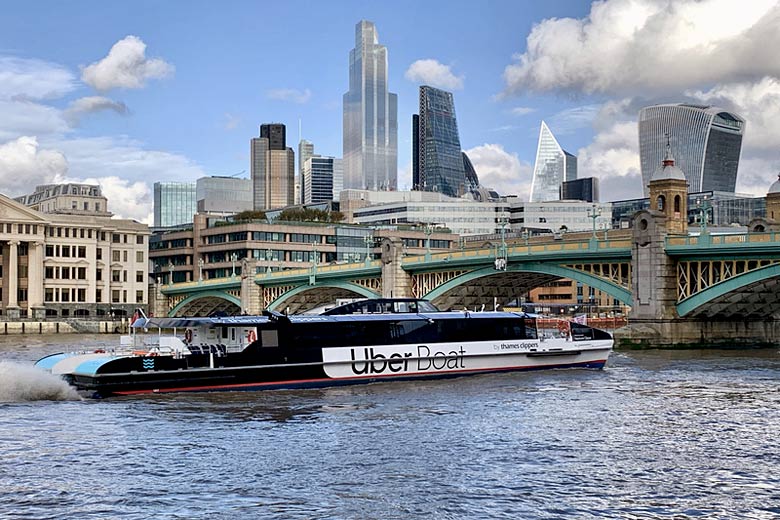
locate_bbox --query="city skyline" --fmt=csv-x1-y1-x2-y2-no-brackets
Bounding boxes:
1,1,780,223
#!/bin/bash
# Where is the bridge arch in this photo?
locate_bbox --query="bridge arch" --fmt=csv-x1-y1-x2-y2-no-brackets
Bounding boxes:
267,281,380,314
423,262,633,311
677,263,780,318
168,291,241,317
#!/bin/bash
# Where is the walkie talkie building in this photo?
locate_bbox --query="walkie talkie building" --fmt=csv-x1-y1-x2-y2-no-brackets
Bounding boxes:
638,104,745,196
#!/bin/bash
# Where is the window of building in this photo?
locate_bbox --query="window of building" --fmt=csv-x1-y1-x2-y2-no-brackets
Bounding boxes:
18,289,27,302
136,290,144,303
72,201,77,209
123,250,128,262
123,270,127,282
80,229,85,238
77,267,86,280
112,233,120,243
83,202,89,211
112,250,121,262
96,203,101,212
61,267,70,279
112,290,120,303
78,246,86,258
122,290,127,303
96,248,102,260
96,269,102,281
19,265,28,278
44,288,54,302
62,245,70,258
136,251,144,263
18,243,28,256
61,289,70,303
96,289,102,302
45,266,54,279
45,245,54,257
136,271,144,283
123,234,128,243
64,228,69,238
136,235,144,245
112,270,121,282
100,232,106,241
77,288,86,302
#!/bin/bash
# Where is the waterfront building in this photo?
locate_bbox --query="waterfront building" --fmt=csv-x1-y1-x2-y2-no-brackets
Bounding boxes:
251,123,295,210
560,177,599,202
0,192,149,319
303,156,342,204
149,214,455,283
638,103,745,195
412,86,466,197
15,183,111,216
530,121,577,202
343,20,398,191
153,182,196,227
195,176,253,214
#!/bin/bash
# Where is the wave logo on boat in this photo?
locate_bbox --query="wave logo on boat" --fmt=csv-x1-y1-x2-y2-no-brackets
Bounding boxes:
142,358,155,370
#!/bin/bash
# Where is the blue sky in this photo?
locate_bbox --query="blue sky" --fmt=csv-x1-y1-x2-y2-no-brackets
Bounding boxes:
2,0,779,222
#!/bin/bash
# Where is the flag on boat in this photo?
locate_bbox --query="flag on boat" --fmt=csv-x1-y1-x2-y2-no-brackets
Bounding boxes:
573,314,588,325
131,310,140,325
131,308,148,327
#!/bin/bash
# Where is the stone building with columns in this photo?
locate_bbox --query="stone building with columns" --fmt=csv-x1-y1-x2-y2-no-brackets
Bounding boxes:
0,193,149,319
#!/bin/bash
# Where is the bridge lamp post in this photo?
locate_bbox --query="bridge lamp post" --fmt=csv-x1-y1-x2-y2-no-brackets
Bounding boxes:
198,258,204,284
364,234,373,264
521,229,529,247
265,249,273,274
168,262,174,287
588,204,602,240
425,224,433,261
230,253,237,279
696,197,711,235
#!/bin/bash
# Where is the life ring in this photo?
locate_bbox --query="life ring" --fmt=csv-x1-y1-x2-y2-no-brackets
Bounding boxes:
93,349,106,354
557,320,570,336
247,329,257,343
132,350,148,356
184,329,193,344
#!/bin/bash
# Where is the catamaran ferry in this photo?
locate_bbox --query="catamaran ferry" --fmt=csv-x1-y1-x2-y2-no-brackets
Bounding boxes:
35,299,613,398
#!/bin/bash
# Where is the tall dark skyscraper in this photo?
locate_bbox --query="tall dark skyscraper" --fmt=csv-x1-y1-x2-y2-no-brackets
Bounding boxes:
251,124,294,210
638,103,745,195
412,85,466,197
343,20,398,191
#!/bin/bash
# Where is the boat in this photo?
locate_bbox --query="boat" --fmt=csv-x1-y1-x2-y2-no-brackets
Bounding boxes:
34,299,613,398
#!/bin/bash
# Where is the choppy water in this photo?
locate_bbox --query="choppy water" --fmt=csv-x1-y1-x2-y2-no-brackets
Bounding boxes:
1,334,779,519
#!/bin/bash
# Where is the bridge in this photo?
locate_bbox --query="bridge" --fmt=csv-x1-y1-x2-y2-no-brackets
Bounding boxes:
149,208,780,348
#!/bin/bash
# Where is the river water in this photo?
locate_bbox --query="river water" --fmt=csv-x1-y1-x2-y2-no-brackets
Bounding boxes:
1,334,779,520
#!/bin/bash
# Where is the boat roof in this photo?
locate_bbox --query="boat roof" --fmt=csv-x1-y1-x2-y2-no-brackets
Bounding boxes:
132,311,535,329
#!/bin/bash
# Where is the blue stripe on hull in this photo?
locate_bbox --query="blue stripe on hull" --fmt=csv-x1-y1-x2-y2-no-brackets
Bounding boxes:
105,358,607,398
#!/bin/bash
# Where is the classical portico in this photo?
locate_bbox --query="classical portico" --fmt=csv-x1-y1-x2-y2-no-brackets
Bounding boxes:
0,194,49,319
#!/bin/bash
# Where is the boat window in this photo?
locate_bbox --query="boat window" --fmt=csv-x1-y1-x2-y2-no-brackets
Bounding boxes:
524,318,538,339
222,328,229,339
261,329,279,348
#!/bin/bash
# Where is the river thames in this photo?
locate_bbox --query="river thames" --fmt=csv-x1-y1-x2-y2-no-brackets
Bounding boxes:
1,334,779,519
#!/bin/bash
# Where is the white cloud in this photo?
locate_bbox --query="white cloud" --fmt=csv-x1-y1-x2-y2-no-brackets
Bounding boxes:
266,88,312,104
464,144,532,199
503,0,780,96
63,96,128,125
510,106,535,116
54,173,153,224
405,59,464,90
0,136,68,196
548,104,602,135
0,100,69,141
577,119,644,201
0,56,77,100
687,77,780,151
81,35,174,91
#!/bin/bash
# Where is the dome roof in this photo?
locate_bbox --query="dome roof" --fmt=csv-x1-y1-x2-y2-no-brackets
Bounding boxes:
650,141,686,182
769,173,780,194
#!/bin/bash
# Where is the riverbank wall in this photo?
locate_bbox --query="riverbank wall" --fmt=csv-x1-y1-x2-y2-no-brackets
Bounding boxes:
614,319,780,349
0,320,131,335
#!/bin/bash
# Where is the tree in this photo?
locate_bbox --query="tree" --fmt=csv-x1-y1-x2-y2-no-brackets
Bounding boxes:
233,210,266,222
277,208,343,223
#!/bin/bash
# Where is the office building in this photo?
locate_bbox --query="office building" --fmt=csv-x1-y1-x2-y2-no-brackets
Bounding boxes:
530,121,577,202
1,192,149,319
638,103,745,195
251,124,295,210
298,139,314,204
15,183,111,216
153,182,196,227
303,156,342,204
561,177,599,202
412,86,466,197
195,176,253,214
462,152,480,192
343,20,398,191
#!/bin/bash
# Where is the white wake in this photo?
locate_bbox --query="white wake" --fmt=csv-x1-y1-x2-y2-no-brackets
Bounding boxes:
0,361,81,402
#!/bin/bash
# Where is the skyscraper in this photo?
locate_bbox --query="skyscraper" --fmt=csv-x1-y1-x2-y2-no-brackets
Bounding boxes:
560,177,599,202
343,20,398,191
529,121,577,202
638,103,745,195
251,124,295,210
153,182,196,227
297,139,314,205
303,156,342,204
412,86,466,197
462,152,480,193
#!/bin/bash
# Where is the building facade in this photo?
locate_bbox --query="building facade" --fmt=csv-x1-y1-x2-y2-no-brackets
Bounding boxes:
153,182,197,227
412,86,466,197
196,176,253,214
638,103,745,195
560,177,599,202
1,193,149,319
251,124,295,210
149,214,455,283
15,183,111,217
298,139,314,204
343,20,398,191
303,156,342,204
530,121,577,202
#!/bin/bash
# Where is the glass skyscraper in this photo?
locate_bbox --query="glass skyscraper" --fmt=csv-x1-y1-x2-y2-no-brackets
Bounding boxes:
303,156,342,204
251,124,295,210
412,86,466,197
153,182,196,227
530,121,577,202
638,103,745,195
343,20,398,191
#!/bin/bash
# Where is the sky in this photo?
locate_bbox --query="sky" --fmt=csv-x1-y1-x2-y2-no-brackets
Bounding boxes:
1,0,780,223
